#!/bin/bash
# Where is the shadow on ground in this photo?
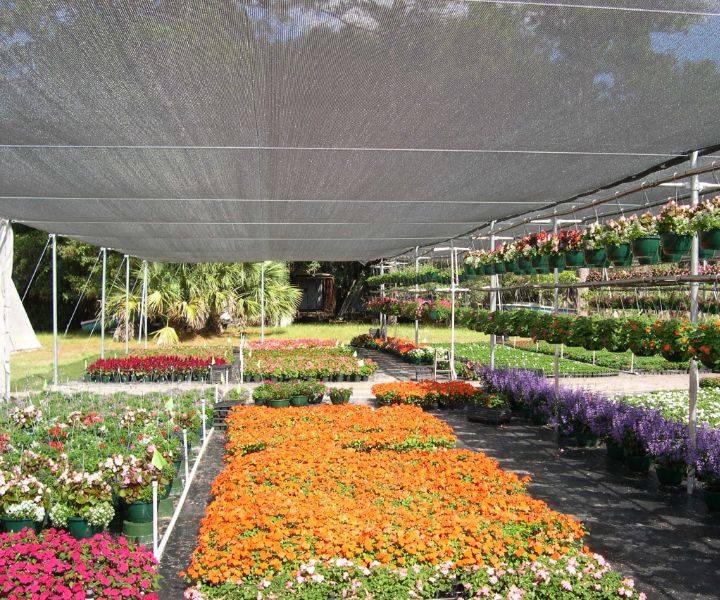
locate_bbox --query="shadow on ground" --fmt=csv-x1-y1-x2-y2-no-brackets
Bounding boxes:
436,410,720,600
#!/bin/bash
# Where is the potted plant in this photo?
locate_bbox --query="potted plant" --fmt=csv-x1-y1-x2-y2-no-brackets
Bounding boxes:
559,229,585,268
627,212,660,264
688,319,720,371
567,316,603,351
652,318,691,363
597,317,630,353
693,196,720,251
0,469,47,533
539,233,565,271
582,222,608,267
657,200,693,260
329,388,352,405
515,236,537,274
466,390,511,424
106,454,170,523
696,425,720,510
527,231,550,273
600,217,633,266
623,317,660,357
639,415,689,487
49,469,115,539
611,406,651,472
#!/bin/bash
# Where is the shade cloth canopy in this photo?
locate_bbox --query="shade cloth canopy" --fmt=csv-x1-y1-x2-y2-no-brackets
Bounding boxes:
1,0,720,261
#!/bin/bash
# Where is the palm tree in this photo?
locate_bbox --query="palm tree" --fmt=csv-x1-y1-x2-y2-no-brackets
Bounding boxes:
106,261,300,345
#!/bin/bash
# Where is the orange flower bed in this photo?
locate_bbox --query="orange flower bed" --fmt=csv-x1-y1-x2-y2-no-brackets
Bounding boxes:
372,380,479,407
184,405,595,597
224,404,456,455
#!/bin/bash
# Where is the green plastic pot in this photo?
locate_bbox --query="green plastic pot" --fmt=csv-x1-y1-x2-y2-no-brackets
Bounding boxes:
660,233,692,255
575,431,598,448
548,254,566,271
700,228,720,251
531,255,550,274
606,440,625,460
493,262,506,274
464,265,476,278
625,453,651,472
564,250,585,268
483,265,494,276
632,236,660,258
330,396,350,405
703,489,720,511
660,249,683,264
699,248,715,260
517,257,532,271
289,395,309,407
584,248,607,267
637,253,659,265
2,518,38,534
605,243,632,266
267,399,290,408
655,465,684,487
123,501,153,523
67,516,96,540
504,260,520,274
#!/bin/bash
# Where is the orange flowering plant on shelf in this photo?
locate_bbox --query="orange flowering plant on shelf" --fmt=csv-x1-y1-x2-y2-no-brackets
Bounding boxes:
183,405,644,600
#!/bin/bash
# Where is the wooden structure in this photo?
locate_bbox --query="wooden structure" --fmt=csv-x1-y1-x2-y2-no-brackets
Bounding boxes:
294,273,336,320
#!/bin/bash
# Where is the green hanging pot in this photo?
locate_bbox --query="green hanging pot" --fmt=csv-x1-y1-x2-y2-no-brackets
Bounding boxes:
504,260,520,274
637,253,659,265
531,255,550,274
548,254,566,271
483,265,494,276
123,501,153,523
605,243,633,266
700,229,720,251
584,248,607,267
660,233,692,255
517,257,532,271
660,249,683,264
564,250,585,268
632,236,660,259
493,262,506,274
699,248,715,260
464,265,476,278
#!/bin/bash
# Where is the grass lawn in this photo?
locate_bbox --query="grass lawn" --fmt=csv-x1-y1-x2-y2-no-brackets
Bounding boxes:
11,322,487,391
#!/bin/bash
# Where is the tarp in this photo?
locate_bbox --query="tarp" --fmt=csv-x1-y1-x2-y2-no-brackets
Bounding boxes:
1,1,720,261
0,220,12,398
8,278,41,354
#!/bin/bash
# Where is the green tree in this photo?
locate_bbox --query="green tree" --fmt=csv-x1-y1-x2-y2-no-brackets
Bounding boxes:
106,261,300,345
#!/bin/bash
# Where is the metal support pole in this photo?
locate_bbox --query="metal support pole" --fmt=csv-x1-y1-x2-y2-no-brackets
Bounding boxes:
260,262,265,342
182,428,189,486
142,260,148,349
51,234,58,386
379,260,386,334
489,229,497,370
124,255,129,355
553,218,560,402
239,333,245,384
688,151,700,495
414,247,420,346
152,479,158,558
201,397,207,445
450,242,456,380
100,247,106,359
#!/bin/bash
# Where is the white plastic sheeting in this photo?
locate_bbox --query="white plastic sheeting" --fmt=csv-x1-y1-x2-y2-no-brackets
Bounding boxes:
0,221,11,399
1,1,720,261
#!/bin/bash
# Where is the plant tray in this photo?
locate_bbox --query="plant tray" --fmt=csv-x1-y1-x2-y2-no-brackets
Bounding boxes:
466,406,512,424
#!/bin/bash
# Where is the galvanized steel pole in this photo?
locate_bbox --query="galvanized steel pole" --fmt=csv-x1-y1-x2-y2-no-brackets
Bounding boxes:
100,247,106,359
688,151,700,494
124,255,129,355
450,241,456,380
52,234,58,386
260,261,265,343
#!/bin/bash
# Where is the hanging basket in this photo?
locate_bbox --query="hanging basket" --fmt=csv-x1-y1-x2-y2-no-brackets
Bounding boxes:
660,233,692,255
504,260,520,274
564,250,585,268
605,243,632,266
660,249,684,264
584,248,607,267
483,265,494,276
699,248,716,260
531,255,550,273
548,254,566,271
493,262,506,274
632,235,660,258
700,228,720,251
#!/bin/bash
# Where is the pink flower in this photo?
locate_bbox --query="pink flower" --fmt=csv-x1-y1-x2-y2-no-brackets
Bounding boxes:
561,580,572,591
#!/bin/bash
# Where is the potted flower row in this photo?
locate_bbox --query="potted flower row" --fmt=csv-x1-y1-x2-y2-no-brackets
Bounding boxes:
85,355,226,382
477,366,720,510
464,308,720,369
366,266,451,287
252,380,327,407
